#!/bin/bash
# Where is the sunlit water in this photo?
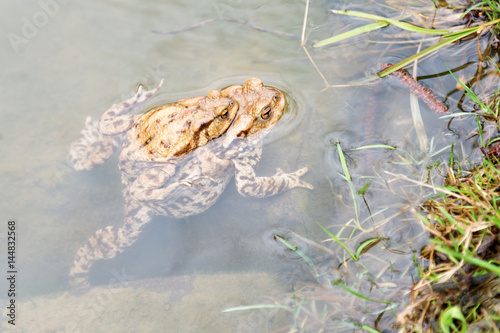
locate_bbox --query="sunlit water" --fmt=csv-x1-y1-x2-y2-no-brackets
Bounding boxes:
0,0,488,331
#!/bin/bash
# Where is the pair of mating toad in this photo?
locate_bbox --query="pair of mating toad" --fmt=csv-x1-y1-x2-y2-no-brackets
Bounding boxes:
69,77,313,287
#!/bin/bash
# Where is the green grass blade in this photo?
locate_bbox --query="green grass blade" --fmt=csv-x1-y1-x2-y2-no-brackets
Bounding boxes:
358,183,371,195
438,112,478,119
222,304,292,313
360,208,388,224
337,142,351,181
351,144,397,150
462,2,489,19
443,20,500,38
440,305,468,333
361,326,382,333
330,9,450,35
274,235,319,276
476,115,485,148
313,21,389,47
448,63,495,116
444,18,500,39
449,142,455,169
317,223,357,260
441,26,479,39
339,174,360,222
435,246,500,276
378,29,478,77
334,281,392,304
446,66,486,106
436,206,464,234
355,238,382,259
388,20,449,35
331,9,396,21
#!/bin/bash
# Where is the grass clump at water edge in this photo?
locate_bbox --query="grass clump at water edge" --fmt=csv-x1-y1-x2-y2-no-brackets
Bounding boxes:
397,156,500,332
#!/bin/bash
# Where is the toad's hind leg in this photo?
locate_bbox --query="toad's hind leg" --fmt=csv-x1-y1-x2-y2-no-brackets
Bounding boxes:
69,117,121,171
69,201,155,288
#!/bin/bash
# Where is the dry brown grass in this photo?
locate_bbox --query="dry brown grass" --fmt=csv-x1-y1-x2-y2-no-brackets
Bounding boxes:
397,159,500,332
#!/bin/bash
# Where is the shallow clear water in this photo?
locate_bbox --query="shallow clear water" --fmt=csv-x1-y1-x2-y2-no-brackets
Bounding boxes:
0,0,488,331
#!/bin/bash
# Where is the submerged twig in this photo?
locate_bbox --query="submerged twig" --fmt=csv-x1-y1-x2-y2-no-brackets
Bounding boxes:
152,17,301,40
380,63,449,114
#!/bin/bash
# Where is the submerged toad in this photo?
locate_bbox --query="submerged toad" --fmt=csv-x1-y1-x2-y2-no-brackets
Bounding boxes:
69,77,313,288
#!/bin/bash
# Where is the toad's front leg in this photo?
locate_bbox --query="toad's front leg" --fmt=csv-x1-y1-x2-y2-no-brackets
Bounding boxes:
233,148,313,198
98,79,164,135
69,201,155,288
69,80,164,171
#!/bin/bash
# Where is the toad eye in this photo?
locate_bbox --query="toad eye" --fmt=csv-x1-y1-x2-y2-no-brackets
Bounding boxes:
273,94,279,101
219,108,229,120
261,105,272,120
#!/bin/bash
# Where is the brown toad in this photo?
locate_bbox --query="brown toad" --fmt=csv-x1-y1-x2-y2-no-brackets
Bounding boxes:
70,80,238,171
69,77,313,288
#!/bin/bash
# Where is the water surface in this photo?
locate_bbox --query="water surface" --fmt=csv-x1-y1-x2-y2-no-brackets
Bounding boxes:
0,0,483,331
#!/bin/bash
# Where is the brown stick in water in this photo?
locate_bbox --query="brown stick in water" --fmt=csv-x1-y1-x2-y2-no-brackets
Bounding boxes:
379,63,449,114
